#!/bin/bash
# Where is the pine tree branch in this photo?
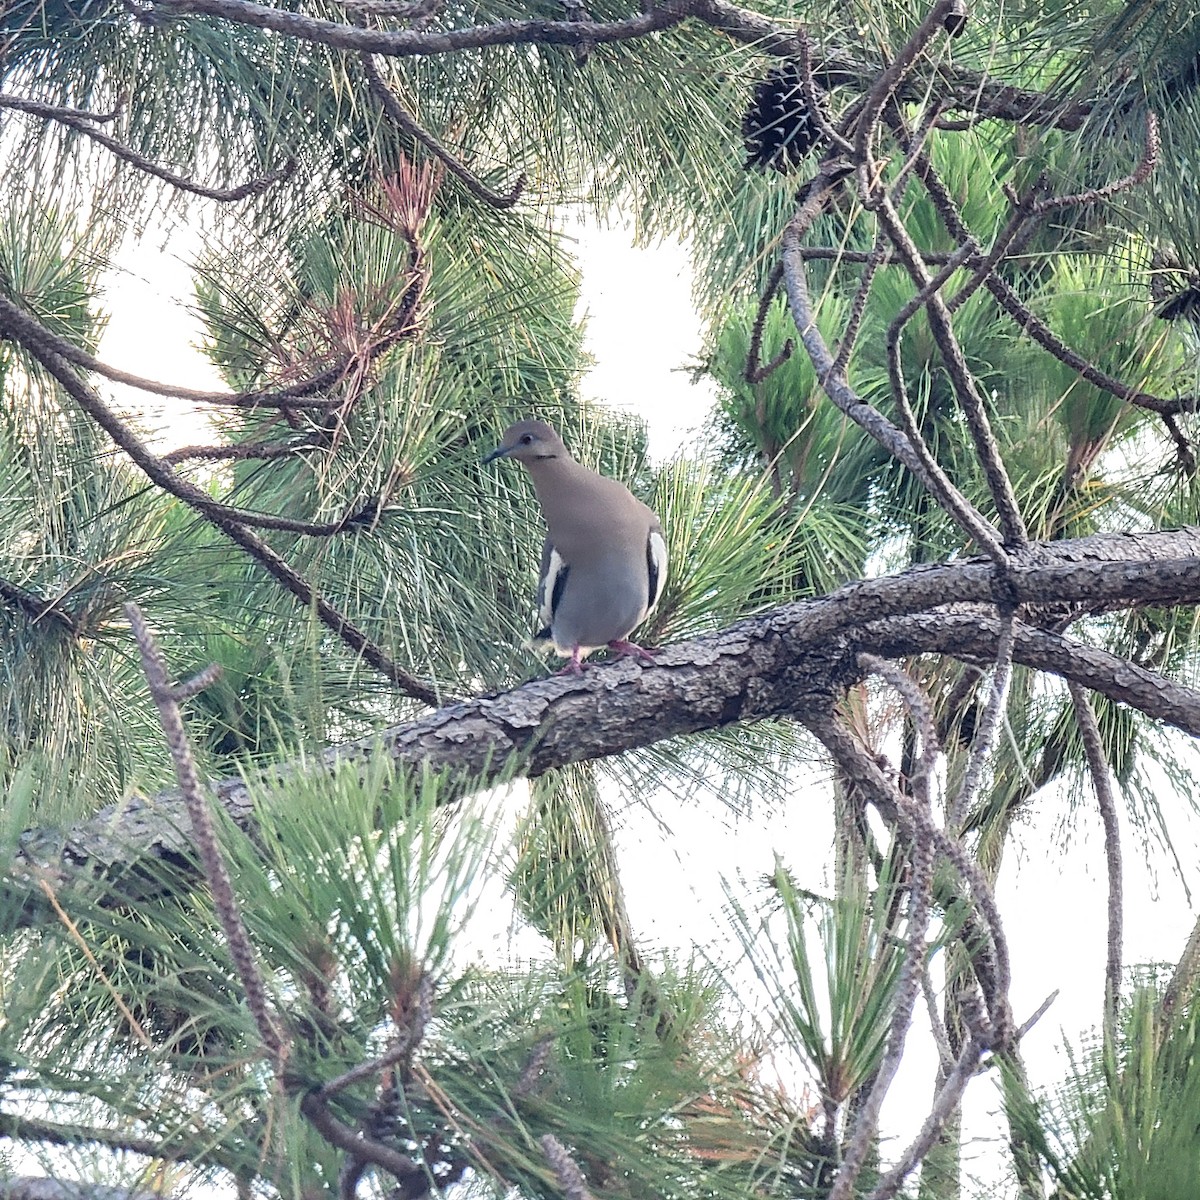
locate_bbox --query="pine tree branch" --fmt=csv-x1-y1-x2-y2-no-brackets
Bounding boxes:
127,603,288,1067
150,0,690,56
0,93,294,201
0,294,445,706
9,527,1200,926
147,0,1100,133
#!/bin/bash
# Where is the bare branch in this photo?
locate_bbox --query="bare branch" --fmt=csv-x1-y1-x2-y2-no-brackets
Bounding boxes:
865,1034,985,1200
832,233,889,376
162,439,319,466
0,1179,162,1200
871,185,1028,546
810,711,1013,1040
1026,110,1159,215
947,609,1015,831
1016,989,1059,1040
0,302,387,537
744,261,792,384
299,1091,426,1185
1068,681,1123,1047
828,726,938,1200
859,654,942,806
778,169,1005,556
880,236,1011,565
0,1111,245,1176
1161,911,1200,1025
539,1134,595,1200
921,964,955,1071
852,0,959,168
0,296,343,409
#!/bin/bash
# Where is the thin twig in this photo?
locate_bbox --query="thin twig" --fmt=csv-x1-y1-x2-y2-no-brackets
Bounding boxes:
37,879,153,1047
0,295,343,409
948,609,1015,831
1016,989,1059,1040
163,440,319,466
300,1090,426,1184
864,1034,985,1200
831,232,889,377
810,711,1014,1042
829,790,937,1200
858,654,942,806
744,260,793,384
1160,911,1200,1026
539,1134,596,1200
778,168,1003,555
921,963,955,1071
851,0,957,167
0,93,294,201
320,973,433,1097
1068,681,1123,1047
880,238,1011,566
796,25,853,151
1026,110,1159,215
872,187,1028,546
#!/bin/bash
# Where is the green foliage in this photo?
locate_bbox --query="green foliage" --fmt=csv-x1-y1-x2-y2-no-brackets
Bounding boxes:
729,858,909,1120
1,761,815,1197
1016,980,1200,1198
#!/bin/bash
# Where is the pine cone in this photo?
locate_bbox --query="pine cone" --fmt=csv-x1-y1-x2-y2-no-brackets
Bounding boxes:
742,61,827,173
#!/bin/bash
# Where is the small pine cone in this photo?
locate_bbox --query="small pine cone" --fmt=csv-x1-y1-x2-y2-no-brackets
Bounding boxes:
742,61,827,173
1151,252,1200,326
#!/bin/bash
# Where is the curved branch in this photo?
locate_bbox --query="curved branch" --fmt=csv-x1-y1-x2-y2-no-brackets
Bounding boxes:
1068,681,1123,1048
779,174,1007,559
360,54,524,208
152,0,689,56
0,93,294,201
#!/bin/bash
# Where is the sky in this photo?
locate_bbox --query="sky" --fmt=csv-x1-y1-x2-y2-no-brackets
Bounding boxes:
91,213,1200,1194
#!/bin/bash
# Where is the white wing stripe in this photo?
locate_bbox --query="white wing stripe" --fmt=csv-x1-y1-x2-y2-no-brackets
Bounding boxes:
538,545,567,627
646,529,668,614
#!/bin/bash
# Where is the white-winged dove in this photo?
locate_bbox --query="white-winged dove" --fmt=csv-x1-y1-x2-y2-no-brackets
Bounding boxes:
483,419,667,674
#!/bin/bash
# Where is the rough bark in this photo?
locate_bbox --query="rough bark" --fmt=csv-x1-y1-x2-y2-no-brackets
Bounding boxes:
10,527,1200,924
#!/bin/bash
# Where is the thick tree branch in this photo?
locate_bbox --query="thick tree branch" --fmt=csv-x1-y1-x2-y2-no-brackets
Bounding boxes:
151,0,689,55
148,0,1097,132
9,527,1200,925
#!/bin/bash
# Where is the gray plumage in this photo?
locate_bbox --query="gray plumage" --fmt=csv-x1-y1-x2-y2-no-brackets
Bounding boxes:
483,419,667,672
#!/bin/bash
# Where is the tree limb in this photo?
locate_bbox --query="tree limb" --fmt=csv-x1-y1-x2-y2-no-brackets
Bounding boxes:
9,527,1200,925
